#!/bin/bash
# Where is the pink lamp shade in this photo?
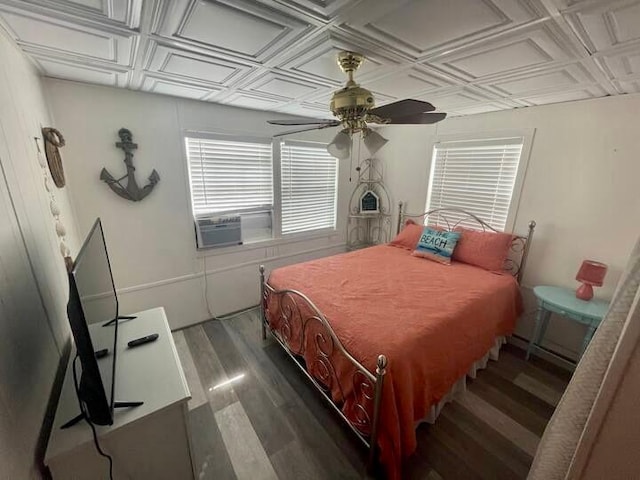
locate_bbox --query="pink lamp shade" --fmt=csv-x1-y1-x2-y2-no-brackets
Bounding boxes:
575,260,607,300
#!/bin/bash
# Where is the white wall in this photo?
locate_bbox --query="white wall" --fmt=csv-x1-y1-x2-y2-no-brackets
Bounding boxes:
45,79,351,329
46,78,640,358
0,28,80,478
374,94,640,359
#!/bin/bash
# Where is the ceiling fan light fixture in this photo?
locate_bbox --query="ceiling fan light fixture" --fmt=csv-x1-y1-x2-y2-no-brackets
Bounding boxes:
363,129,388,156
327,130,352,160
267,51,447,139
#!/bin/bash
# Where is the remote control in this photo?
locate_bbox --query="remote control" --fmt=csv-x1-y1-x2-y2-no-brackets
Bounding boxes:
128,333,159,348
94,348,109,359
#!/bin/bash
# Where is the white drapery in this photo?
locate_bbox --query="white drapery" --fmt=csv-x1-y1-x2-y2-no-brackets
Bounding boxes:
528,237,640,479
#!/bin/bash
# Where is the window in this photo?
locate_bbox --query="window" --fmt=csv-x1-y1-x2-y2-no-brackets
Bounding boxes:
185,135,339,248
280,141,338,235
426,137,525,231
186,136,274,243
186,136,273,215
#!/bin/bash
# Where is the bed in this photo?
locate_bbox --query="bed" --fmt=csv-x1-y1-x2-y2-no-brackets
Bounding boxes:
259,205,536,479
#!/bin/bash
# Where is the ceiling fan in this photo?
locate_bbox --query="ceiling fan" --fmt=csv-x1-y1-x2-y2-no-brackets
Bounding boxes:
267,51,447,159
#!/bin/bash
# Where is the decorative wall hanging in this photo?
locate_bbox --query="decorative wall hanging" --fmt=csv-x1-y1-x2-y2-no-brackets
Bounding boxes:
42,127,66,188
100,128,160,202
35,137,73,271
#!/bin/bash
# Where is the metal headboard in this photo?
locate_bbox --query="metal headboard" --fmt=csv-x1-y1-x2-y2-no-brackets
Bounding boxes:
396,202,536,284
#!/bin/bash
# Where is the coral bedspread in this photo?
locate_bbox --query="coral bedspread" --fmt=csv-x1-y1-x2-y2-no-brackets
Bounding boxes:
265,245,522,479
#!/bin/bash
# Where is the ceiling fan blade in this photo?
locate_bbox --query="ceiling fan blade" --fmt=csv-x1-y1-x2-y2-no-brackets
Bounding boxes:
268,118,339,126
369,99,435,119
272,123,339,137
386,112,447,125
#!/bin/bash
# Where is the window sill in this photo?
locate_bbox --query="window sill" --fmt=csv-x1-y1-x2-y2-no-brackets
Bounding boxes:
196,228,341,258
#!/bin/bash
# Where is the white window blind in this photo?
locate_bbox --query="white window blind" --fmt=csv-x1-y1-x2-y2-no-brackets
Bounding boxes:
281,141,338,235
185,136,273,215
426,137,524,231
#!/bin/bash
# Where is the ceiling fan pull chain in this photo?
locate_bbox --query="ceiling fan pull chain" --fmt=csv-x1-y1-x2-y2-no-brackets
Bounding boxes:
349,138,354,182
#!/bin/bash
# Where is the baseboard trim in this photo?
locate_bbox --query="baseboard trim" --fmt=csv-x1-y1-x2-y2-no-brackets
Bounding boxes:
116,243,347,297
509,334,575,371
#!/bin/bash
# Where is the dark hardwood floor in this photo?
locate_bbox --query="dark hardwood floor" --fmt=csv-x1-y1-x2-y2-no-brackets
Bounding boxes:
173,309,570,479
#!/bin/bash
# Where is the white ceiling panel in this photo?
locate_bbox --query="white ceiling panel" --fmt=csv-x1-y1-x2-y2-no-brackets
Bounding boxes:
244,72,324,100
484,62,596,96
365,67,458,99
222,92,287,110
431,22,577,81
420,86,496,110
163,55,237,83
612,2,640,43
141,75,216,100
2,0,143,27
453,40,551,77
614,78,640,93
33,56,128,86
520,85,606,105
254,77,316,98
276,101,322,114
340,0,542,59
273,0,356,22
153,0,314,62
594,43,640,80
144,41,254,87
181,3,285,56
449,102,514,116
298,101,337,117
495,69,579,94
65,0,141,26
70,0,103,9
2,12,110,57
0,0,636,118
563,0,640,52
0,9,134,65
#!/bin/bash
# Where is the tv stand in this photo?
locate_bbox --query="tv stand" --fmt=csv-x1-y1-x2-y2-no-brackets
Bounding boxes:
60,401,144,430
46,307,194,479
102,314,136,327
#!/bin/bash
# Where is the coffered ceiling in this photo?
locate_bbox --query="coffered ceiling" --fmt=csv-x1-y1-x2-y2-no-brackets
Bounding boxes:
0,0,637,118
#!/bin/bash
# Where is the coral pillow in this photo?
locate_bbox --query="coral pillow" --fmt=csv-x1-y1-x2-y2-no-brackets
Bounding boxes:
412,227,461,265
452,228,514,271
389,220,423,250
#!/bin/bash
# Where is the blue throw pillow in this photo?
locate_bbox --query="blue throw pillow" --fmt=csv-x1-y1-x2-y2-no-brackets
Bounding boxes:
412,227,461,265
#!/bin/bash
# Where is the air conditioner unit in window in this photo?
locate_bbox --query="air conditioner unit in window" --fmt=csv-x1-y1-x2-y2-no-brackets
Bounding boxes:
195,214,242,249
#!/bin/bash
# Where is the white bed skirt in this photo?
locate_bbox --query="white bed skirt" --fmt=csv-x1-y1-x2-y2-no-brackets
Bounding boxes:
418,336,507,425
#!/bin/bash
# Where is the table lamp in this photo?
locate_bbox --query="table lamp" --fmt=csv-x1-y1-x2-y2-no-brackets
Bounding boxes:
575,260,607,301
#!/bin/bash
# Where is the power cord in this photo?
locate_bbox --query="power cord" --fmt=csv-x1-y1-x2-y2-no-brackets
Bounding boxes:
71,354,114,480
202,256,220,321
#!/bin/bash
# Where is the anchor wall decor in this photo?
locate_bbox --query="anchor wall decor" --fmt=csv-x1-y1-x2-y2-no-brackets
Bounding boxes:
100,128,160,201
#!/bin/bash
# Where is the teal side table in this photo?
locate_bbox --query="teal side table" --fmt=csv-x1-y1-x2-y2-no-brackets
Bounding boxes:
526,286,609,362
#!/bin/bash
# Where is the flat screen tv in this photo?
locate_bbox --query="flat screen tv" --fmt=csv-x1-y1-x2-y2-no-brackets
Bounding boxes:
67,218,119,426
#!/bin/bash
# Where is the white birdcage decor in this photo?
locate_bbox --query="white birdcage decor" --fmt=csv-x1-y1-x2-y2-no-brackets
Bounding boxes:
347,157,391,250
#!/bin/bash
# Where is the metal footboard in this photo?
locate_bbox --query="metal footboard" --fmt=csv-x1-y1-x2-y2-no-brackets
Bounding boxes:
259,265,387,468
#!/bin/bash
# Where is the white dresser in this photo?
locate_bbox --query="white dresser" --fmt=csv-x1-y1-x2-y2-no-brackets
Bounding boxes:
45,307,194,479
